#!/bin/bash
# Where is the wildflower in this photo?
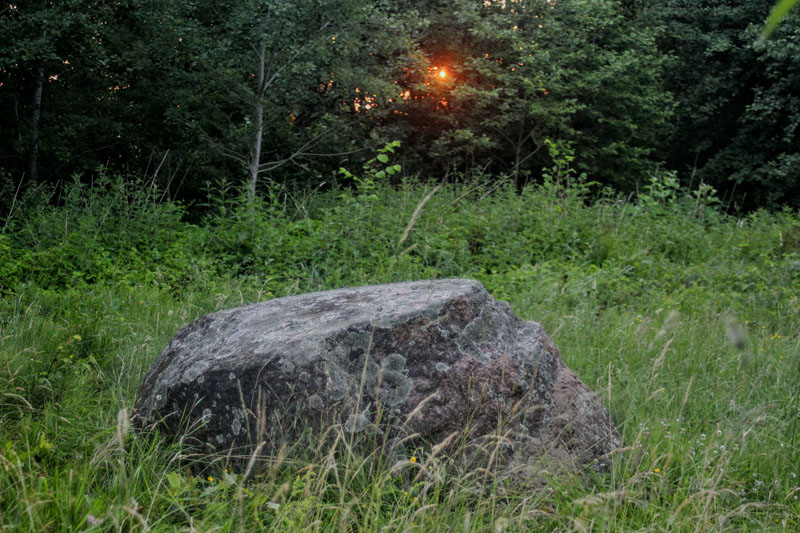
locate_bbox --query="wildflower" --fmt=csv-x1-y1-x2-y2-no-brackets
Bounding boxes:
207,475,214,482
654,468,661,473
86,514,102,526
410,456,417,463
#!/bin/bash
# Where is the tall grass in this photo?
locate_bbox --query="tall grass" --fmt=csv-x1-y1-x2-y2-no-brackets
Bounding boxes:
0,173,798,530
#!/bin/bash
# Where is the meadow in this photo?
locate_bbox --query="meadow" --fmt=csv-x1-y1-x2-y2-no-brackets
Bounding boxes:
1,169,798,531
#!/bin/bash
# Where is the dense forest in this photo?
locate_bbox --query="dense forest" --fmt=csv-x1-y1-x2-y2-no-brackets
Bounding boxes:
2,0,799,210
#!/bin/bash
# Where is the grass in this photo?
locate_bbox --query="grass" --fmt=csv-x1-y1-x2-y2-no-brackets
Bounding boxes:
0,172,798,531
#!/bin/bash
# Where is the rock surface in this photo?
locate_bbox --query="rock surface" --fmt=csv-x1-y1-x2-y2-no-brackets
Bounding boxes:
133,279,620,478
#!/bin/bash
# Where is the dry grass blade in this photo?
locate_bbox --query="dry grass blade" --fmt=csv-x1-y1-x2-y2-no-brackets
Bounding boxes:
404,391,439,425
397,183,442,248
652,336,673,372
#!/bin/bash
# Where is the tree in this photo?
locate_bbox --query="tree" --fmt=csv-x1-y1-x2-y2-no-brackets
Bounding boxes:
369,0,673,189
0,0,117,182
159,0,410,201
0,1,410,201
653,0,800,208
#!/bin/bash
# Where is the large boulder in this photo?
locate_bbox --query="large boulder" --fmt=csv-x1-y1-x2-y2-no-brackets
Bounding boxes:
133,279,620,479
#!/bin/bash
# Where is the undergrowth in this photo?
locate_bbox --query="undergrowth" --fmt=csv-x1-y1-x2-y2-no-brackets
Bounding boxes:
0,170,798,531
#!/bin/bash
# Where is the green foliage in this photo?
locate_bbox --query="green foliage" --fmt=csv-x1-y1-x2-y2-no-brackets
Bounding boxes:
0,0,410,197
653,0,800,209
0,0,116,173
371,0,673,190
338,140,403,197
2,0,799,208
1,175,799,529
0,171,198,292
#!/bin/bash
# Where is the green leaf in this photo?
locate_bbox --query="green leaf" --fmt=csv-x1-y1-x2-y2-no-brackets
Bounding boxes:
759,0,798,44
167,472,184,491
377,154,389,163
37,434,54,454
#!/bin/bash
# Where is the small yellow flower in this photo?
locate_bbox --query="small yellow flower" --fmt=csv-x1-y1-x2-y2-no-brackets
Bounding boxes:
207,475,214,482
654,468,661,473
410,456,417,463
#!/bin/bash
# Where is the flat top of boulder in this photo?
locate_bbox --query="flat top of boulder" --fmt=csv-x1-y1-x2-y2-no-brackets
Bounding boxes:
171,278,489,365
225,277,484,329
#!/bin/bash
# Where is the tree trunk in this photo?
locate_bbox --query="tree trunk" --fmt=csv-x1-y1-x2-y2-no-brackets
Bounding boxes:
27,63,44,182
27,0,48,182
247,39,267,204
13,94,23,144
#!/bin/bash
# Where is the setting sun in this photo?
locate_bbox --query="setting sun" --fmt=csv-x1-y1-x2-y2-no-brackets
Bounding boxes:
438,69,447,79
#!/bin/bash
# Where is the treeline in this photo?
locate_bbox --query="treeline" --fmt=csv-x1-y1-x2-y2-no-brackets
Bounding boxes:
1,0,798,209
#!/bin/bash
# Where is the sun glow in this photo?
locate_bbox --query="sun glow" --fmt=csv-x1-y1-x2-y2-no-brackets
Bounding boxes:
438,69,447,79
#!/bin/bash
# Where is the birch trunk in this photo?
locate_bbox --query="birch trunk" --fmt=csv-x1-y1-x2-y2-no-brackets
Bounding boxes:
247,40,267,204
